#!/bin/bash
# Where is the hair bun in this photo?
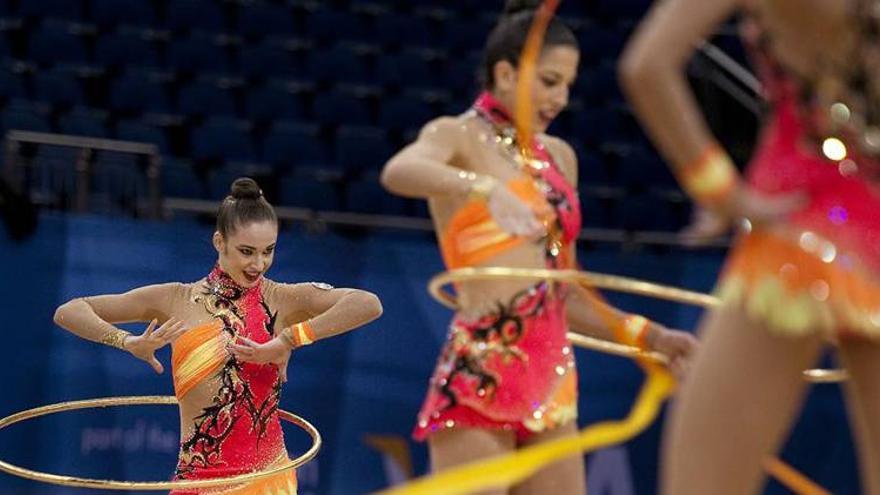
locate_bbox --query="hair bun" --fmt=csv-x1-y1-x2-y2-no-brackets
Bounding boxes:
229,177,263,200
502,0,542,17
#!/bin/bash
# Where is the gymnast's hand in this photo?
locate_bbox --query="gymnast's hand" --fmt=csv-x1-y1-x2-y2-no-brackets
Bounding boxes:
228,336,293,383
487,183,551,239
728,186,807,227
678,208,730,247
649,327,698,378
125,318,188,374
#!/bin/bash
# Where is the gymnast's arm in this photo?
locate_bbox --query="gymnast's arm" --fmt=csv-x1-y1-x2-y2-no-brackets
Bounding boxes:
618,0,802,219
380,116,488,199
53,284,188,373
382,117,545,236
565,284,661,347
618,0,741,176
542,137,661,346
565,284,698,375
552,128,699,372
270,282,384,342
228,282,383,371
541,136,638,345
545,140,662,346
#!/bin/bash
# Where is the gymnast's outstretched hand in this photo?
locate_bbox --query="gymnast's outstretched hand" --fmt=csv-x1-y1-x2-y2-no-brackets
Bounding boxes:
124,317,189,374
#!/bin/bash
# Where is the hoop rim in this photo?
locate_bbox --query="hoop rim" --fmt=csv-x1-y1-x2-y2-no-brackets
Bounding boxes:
0,395,321,490
427,267,847,383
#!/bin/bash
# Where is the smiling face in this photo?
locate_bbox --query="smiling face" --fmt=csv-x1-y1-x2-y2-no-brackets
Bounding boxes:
493,45,580,133
213,220,278,288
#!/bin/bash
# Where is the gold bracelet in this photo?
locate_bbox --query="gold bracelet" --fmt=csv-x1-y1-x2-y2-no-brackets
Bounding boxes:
678,143,738,208
465,173,497,202
100,328,131,350
281,321,316,350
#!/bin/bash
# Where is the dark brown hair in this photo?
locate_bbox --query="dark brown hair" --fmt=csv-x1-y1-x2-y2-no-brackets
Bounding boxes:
481,0,578,89
216,177,277,237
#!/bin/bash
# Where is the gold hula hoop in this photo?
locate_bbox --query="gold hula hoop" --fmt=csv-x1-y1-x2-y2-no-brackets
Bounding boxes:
428,267,848,383
0,395,321,490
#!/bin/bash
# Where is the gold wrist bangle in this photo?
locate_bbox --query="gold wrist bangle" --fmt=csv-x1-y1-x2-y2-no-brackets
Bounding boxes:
467,174,498,202
100,328,131,350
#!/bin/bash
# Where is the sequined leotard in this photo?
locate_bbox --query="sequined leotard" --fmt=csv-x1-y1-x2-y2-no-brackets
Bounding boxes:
413,92,583,442
715,5,880,338
165,266,297,494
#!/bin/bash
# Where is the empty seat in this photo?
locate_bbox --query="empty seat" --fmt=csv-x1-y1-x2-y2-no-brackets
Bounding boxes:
110,71,171,114
91,0,156,28
244,83,305,122
304,9,367,43
372,14,434,47
375,51,433,87
278,172,341,210
595,0,652,21
236,3,293,38
343,174,408,214
58,106,109,137
260,120,327,171
0,70,25,100
116,119,169,153
237,42,297,79
26,22,88,65
90,151,146,214
312,90,371,126
0,99,51,133
333,125,392,173
190,116,256,163
378,93,434,132
29,146,80,206
304,45,370,85
94,29,160,68
32,68,82,106
177,80,237,117
442,52,481,94
167,33,231,74
439,18,490,52
166,0,225,33
161,157,204,198
573,105,630,146
20,0,84,21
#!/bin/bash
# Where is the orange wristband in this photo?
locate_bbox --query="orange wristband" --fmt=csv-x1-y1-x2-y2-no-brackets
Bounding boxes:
281,321,316,349
622,314,650,349
678,143,738,208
